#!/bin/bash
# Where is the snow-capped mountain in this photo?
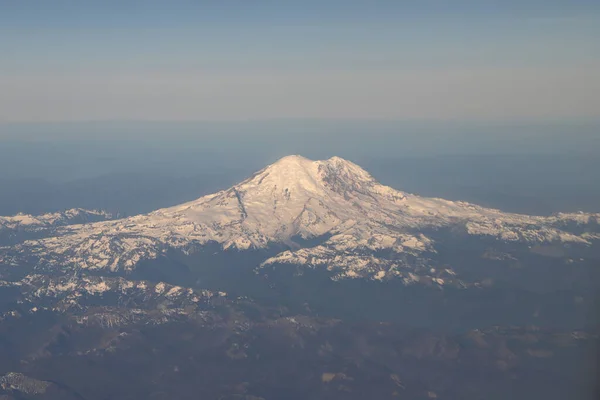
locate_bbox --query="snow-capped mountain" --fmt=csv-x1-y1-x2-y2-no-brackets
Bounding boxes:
0,158,598,400
1,156,598,282
0,208,114,233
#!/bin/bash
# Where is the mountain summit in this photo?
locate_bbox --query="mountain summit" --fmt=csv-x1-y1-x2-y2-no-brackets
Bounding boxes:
2,156,598,281
245,155,377,196
161,155,396,247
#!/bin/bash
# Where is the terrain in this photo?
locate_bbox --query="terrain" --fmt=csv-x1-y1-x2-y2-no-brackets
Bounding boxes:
0,155,598,399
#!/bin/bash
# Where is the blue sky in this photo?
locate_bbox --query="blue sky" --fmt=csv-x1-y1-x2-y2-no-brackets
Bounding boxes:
1,1,599,122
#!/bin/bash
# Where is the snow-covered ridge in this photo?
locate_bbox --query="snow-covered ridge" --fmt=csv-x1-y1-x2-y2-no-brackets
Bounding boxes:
1,156,598,281
0,208,114,231
1,274,225,313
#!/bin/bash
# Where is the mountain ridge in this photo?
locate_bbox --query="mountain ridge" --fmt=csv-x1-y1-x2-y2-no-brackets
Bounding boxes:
1,155,598,283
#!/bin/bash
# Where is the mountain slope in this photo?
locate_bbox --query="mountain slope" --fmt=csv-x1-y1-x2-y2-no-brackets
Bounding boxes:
1,156,598,282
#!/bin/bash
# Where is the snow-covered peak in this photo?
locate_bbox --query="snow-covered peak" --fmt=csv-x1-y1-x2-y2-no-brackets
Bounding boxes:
236,155,375,194
2,156,598,282
317,156,377,195
321,156,374,181
272,154,313,166
240,155,323,195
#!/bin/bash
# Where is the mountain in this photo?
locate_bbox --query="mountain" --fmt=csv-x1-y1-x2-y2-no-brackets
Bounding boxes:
0,208,115,247
0,156,599,399
0,208,114,231
1,155,598,284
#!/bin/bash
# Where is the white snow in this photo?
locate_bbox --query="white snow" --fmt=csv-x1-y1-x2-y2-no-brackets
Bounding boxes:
0,208,112,231
1,155,598,282
84,281,110,294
